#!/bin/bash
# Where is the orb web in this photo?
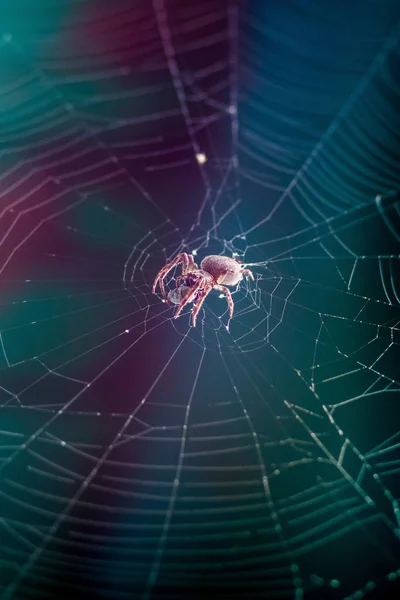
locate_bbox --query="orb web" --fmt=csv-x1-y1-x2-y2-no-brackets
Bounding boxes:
0,1,400,599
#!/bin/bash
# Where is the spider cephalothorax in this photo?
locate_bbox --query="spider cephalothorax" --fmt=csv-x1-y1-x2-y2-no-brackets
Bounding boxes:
152,253,254,327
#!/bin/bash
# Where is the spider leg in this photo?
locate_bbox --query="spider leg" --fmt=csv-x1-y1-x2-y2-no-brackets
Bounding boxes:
191,284,213,327
174,277,205,320
241,268,254,281
184,253,198,274
152,252,190,299
158,273,172,305
214,284,234,320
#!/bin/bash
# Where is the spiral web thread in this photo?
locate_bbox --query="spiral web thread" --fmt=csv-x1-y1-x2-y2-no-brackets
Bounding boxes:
0,2,400,599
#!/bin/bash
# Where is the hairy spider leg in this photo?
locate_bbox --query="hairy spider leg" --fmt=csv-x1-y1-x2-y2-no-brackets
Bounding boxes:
185,254,198,273
175,269,201,290
172,257,200,301
152,252,194,302
152,253,187,296
174,276,208,321
190,283,214,327
241,268,254,280
214,284,234,320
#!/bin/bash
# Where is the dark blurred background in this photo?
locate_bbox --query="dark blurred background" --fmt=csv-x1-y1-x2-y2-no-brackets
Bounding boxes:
0,1,400,599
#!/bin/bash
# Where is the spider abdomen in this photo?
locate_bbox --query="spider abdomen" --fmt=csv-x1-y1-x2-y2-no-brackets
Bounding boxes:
200,255,242,286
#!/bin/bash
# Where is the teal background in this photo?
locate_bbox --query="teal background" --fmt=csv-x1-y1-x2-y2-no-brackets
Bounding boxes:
0,1,400,599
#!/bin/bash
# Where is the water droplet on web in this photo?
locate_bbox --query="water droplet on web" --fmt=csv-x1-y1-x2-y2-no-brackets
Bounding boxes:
195,153,207,164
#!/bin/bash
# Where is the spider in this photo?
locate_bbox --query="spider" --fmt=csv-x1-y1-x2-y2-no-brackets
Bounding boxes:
152,253,254,327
